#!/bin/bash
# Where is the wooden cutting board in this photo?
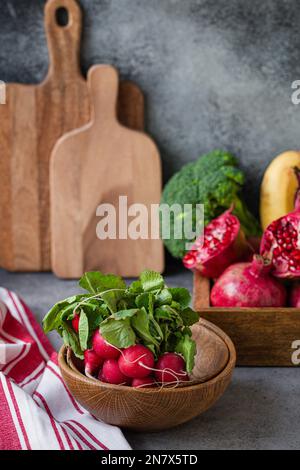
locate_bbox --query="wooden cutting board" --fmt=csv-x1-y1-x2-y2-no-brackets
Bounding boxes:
0,0,144,272
50,65,164,278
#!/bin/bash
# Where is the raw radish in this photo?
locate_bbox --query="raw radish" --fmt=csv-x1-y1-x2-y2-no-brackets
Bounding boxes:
247,236,261,255
261,167,300,278
72,313,80,333
99,359,130,385
210,255,287,307
92,330,120,359
118,345,154,378
154,352,189,384
84,349,103,376
289,282,300,307
183,208,250,278
132,377,156,388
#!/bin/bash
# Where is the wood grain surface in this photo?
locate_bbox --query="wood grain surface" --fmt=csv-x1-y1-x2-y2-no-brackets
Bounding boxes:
59,318,236,431
50,64,164,278
0,0,145,272
193,270,300,366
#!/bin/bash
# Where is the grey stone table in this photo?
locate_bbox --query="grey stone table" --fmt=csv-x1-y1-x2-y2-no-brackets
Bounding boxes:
1,267,299,450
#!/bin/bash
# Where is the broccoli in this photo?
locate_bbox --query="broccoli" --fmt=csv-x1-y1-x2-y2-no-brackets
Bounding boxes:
160,150,261,259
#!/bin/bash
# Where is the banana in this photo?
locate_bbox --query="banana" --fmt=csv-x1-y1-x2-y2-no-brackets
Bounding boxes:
260,150,300,230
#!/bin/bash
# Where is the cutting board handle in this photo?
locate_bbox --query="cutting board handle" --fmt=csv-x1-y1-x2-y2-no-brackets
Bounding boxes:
45,0,82,81
88,65,119,124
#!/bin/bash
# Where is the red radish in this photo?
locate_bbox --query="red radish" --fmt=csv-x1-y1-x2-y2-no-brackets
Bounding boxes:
132,377,156,388
72,313,80,333
210,255,287,307
261,167,300,278
92,330,120,359
99,359,130,385
118,345,154,378
84,349,103,376
154,352,189,384
289,282,300,307
183,208,250,278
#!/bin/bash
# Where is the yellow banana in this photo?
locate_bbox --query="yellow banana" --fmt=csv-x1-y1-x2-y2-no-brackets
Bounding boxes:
260,150,300,230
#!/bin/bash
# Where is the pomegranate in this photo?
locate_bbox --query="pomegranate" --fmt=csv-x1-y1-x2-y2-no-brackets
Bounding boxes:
183,208,250,278
154,352,189,384
260,167,300,278
210,255,287,307
289,282,300,307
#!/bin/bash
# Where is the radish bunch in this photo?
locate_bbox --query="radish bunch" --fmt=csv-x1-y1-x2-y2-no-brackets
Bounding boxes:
43,270,199,387
84,332,189,388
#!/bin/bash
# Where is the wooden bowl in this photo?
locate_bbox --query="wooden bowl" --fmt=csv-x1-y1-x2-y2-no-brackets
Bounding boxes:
58,318,236,431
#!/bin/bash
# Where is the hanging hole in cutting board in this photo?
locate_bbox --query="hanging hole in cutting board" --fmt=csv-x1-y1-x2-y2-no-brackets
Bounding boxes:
56,7,69,27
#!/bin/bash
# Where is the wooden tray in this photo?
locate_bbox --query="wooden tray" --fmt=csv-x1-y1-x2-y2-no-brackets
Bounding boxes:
193,271,300,366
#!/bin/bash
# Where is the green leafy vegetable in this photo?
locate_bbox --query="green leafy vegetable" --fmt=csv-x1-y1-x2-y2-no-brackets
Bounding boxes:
100,318,136,348
180,308,199,326
100,289,126,313
155,288,172,306
161,149,262,258
155,305,183,327
175,334,196,373
128,280,143,293
86,311,103,335
43,294,87,333
140,270,164,292
113,309,140,320
135,292,152,310
131,308,160,348
79,271,126,293
62,322,84,359
168,287,191,309
78,310,89,350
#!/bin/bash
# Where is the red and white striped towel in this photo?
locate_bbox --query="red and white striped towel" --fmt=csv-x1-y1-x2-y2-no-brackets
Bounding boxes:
0,288,131,450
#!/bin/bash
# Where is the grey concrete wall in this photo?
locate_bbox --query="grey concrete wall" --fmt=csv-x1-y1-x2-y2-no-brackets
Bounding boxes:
0,0,299,215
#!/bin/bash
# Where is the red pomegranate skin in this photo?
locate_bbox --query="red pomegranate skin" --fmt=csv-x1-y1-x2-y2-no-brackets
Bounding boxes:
210,255,287,307
260,167,300,279
289,283,300,307
183,209,250,279
260,216,300,278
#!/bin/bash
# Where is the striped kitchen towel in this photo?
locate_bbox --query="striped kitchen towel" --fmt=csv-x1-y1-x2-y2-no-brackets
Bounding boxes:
0,288,131,450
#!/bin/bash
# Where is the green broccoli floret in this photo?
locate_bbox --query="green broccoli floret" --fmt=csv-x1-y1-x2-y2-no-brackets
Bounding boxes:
160,150,261,259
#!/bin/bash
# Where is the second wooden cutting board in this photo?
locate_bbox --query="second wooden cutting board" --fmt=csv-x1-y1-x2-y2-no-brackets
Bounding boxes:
50,65,164,278
0,0,144,272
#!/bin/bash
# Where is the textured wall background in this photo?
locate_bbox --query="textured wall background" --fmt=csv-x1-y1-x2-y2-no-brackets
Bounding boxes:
0,0,299,215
